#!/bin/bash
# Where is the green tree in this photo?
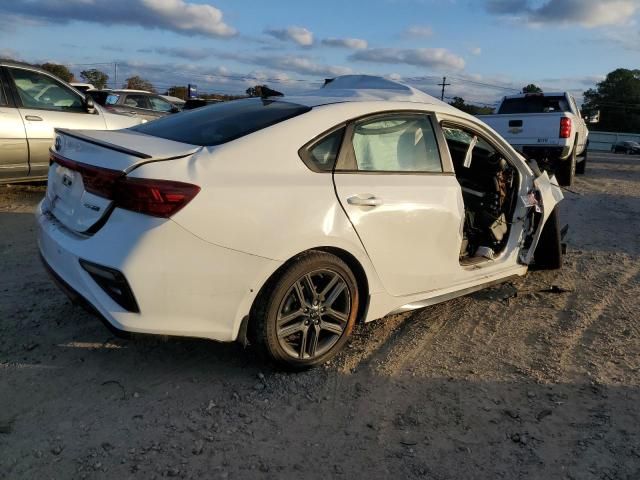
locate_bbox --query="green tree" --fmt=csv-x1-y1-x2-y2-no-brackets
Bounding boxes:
40,63,74,82
583,68,640,133
522,84,543,94
80,69,109,89
449,96,494,115
166,86,188,100
123,75,156,93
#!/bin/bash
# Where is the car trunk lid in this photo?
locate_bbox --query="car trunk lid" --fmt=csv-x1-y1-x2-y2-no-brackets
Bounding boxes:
44,128,201,234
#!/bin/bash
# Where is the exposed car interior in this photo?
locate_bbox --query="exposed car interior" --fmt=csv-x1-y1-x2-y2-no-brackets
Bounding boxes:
443,125,520,266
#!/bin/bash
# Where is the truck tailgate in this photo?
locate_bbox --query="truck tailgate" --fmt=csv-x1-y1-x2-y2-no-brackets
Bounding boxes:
480,113,567,147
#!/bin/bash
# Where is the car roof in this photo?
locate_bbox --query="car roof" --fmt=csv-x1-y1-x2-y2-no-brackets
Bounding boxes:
0,60,51,73
111,89,153,94
284,75,450,108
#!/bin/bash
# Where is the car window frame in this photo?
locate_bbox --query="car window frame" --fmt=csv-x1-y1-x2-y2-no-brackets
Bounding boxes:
0,67,13,107
7,66,86,113
334,110,450,175
439,116,519,175
298,124,347,173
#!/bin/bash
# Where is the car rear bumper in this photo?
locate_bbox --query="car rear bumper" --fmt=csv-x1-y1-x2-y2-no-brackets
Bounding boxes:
520,145,572,161
36,201,281,342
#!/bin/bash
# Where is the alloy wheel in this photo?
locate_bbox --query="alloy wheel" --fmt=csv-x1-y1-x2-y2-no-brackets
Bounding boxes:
276,269,352,360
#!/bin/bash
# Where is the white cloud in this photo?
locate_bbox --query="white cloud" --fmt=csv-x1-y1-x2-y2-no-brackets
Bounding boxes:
0,0,236,38
350,47,466,71
404,25,434,37
486,0,639,27
253,55,351,77
470,46,482,55
140,0,236,37
321,37,369,50
265,26,314,46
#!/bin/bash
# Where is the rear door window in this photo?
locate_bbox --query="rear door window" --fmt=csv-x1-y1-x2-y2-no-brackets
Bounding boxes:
124,94,151,110
347,114,442,173
131,98,311,146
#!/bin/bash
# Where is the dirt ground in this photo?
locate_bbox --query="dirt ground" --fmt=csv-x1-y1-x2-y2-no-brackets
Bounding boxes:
1,152,638,479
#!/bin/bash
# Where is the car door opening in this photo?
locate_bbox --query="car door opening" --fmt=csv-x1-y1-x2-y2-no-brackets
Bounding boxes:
443,126,520,266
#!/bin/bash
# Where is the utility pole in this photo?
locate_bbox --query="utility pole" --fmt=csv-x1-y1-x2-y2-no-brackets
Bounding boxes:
114,62,118,89
438,76,450,101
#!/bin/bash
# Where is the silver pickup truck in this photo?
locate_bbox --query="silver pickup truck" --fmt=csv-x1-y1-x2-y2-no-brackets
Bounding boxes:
479,92,590,186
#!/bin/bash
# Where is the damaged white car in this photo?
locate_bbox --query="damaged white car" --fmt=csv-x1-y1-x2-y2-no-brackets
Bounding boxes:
37,75,564,369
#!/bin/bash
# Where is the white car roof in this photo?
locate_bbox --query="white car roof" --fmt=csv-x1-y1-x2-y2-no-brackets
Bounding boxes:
286,75,451,108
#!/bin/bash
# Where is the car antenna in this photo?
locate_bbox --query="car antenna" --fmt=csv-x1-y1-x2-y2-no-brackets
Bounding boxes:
260,86,284,98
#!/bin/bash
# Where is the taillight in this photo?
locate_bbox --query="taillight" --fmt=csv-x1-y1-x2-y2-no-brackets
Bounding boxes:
559,117,572,138
50,152,200,218
113,178,200,218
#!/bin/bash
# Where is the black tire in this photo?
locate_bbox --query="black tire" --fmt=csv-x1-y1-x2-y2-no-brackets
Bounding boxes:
556,145,577,187
533,207,563,270
249,251,359,369
576,148,587,175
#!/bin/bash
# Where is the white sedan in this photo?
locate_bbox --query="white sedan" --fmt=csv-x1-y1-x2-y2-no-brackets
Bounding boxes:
37,75,564,369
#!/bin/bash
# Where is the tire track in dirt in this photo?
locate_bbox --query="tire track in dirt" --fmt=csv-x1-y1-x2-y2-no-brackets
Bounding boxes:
538,254,639,383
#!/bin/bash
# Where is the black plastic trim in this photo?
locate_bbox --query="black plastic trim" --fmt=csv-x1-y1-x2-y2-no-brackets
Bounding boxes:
297,123,346,173
79,259,140,313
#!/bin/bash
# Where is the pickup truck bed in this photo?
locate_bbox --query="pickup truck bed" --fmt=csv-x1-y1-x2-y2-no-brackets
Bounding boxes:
478,92,589,187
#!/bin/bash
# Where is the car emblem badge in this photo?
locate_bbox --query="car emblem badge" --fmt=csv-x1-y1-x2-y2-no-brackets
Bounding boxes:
62,174,73,188
83,203,100,212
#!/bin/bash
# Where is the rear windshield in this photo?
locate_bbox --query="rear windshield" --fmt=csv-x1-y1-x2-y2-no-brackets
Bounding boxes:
130,98,311,146
498,96,570,114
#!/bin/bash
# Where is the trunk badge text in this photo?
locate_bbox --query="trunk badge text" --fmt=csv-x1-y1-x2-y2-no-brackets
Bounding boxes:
62,174,73,188
83,203,101,212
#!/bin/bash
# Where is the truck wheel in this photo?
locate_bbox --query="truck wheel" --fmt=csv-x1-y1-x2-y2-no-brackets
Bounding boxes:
556,145,576,187
576,149,587,175
533,207,563,270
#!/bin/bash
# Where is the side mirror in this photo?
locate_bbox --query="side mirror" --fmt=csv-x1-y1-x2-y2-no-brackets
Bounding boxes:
170,106,181,113
588,110,600,124
582,110,600,124
85,95,96,114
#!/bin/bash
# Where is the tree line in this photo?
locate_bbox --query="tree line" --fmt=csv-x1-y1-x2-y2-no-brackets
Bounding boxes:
4,59,640,133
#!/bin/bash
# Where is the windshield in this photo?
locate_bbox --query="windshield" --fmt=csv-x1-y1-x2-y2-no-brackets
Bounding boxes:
498,96,570,114
131,98,311,146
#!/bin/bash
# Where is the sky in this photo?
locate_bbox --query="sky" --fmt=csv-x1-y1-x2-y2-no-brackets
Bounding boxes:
0,0,639,106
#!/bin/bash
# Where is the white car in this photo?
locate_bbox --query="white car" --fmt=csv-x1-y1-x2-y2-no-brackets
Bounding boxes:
37,75,564,368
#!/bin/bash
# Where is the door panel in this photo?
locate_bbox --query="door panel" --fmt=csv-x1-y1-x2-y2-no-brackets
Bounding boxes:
0,106,29,179
334,112,464,297
335,173,464,296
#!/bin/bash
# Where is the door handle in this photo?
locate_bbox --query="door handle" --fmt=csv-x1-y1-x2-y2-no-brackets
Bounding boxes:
347,195,383,207
25,115,43,121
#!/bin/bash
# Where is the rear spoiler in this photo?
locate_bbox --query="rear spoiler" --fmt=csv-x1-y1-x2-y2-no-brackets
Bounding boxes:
55,128,152,159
